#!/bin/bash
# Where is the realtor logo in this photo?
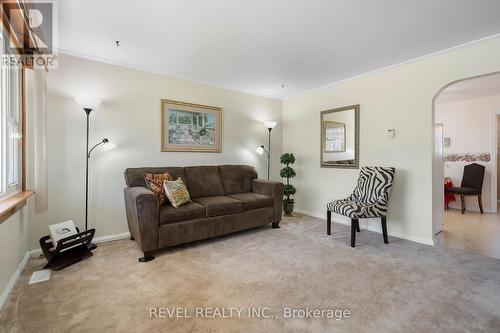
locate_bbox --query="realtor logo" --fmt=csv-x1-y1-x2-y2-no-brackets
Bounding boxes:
1,0,58,68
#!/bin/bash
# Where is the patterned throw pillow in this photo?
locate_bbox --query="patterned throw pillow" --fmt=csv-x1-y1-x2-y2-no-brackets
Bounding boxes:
144,172,173,206
164,177,192,208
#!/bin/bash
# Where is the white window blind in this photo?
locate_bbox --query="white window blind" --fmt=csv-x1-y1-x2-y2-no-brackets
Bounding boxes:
0,34,22,200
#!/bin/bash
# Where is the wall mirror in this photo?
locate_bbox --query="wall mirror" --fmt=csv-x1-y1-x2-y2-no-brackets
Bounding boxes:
320,105,359,168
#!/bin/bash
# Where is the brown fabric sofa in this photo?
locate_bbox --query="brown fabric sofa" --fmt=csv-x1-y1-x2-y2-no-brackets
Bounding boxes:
124,165,284,262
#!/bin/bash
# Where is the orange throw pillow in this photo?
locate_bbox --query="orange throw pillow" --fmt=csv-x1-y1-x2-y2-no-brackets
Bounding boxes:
144,172,173,205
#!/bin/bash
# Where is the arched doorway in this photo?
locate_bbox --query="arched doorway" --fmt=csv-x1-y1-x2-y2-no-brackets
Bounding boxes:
432,71,500,258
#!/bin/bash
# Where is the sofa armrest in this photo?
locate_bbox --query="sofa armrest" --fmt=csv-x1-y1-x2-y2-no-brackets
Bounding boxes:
252,179,284,224
124,187,159,252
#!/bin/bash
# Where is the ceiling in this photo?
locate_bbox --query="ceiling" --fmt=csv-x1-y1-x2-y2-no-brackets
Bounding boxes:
436,73,500,104
57,0,500,100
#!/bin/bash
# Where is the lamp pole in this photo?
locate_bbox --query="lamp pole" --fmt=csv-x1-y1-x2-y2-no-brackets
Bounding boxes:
260,121,277,180
76,97,105,251
83,108,99,250
267,128,272,180
84,108,91,232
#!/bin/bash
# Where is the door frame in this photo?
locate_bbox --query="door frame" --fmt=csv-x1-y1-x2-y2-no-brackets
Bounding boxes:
432,71,500,243
433,123,444,235
491,110,500,213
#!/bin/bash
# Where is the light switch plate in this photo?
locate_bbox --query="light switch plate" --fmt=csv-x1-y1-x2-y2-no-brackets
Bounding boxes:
443,137,451,148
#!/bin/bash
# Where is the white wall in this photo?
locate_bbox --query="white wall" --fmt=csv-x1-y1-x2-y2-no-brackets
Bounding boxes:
0,209,28,310
436,95,500,212
283,36,500,245
26,53,283,249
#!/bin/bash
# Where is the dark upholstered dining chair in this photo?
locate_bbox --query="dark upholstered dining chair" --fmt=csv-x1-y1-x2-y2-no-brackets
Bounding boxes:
326,167,396,247
445,163,485,214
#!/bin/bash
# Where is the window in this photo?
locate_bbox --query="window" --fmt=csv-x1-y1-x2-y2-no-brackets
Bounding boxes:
0,34,23,200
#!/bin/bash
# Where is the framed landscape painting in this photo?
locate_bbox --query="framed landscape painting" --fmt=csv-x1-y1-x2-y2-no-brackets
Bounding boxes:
161,99,222,152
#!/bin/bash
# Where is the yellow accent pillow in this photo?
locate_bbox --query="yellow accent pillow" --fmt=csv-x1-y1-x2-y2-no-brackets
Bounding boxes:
163,177,192,208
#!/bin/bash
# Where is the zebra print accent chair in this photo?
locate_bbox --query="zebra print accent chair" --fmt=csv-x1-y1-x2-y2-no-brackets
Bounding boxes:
327,167,396,247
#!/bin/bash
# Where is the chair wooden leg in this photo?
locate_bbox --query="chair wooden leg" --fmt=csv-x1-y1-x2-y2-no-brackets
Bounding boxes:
351,219,357,247
478,195,484,214
327,211,331,235
356,221,360,232
381,216,388,244
460,195,465,214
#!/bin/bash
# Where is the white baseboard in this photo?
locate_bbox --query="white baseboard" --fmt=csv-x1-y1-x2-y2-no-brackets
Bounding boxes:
93,231,131,244
29,231,131,258
294,208,435,246
0,251,30,312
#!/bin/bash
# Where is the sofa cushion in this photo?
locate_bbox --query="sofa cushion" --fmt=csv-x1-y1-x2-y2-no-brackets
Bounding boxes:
218,165,258,195
185,166,225,198
159,202,205,225
125,167,186,188
227,192,273,211
193,196,244,217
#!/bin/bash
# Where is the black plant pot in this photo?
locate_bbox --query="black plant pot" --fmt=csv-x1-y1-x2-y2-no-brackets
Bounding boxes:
283,201,294,216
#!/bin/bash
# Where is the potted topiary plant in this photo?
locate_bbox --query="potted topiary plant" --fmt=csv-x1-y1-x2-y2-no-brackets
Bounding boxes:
280,153,296,216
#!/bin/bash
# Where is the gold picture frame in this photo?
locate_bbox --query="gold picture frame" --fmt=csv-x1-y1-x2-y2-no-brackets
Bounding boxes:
161,99,222,152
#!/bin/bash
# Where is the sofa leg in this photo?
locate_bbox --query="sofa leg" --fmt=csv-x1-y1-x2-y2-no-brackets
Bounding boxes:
130,235,135,241
351,219,358,247
272,223,281,229
139,251,155,263
327,210,331,235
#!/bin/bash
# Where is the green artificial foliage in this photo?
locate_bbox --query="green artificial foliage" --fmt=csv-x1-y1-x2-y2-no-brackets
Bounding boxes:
283,184,296,197
280,166,296,179
280,153,296,165
280,153,296,208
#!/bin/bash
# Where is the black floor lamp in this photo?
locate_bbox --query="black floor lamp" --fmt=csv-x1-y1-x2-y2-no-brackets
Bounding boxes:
256,121,277,179
75,97,115,250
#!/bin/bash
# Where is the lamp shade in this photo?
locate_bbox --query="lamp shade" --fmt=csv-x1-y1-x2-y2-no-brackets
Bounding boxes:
102,140,117,152
75,97,101,110
264,120,277,129
256,146,265,155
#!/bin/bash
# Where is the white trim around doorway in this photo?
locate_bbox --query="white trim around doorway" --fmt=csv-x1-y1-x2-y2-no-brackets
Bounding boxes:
491,110,500,213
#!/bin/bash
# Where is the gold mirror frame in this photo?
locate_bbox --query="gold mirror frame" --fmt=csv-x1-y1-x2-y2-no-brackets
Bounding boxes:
320,105,360,169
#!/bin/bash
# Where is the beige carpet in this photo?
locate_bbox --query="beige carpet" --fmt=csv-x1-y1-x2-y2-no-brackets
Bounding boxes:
1,214,499,332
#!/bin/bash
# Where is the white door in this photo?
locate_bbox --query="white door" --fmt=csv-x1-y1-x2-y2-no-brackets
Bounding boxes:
432,123,444,235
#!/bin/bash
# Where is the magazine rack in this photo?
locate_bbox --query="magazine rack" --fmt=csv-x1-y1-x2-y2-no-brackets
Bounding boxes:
39,228,95,271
